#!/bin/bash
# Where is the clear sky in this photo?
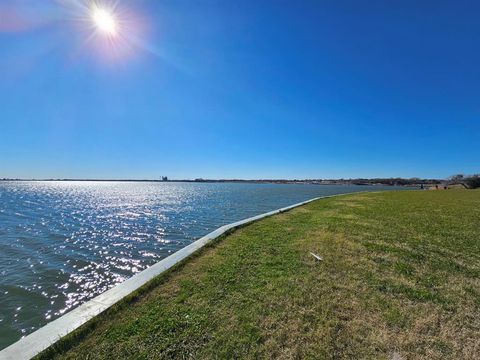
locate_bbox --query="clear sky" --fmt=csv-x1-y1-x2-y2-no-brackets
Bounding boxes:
1,0,479,179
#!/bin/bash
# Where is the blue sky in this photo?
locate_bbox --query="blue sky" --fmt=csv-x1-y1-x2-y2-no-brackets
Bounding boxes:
1,0,479,179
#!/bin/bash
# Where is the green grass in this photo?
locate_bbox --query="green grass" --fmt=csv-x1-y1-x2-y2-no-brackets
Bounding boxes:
39,190,480,359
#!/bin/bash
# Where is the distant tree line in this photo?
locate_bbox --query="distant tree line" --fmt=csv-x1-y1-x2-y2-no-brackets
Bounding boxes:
6,177,480,188
191,178,442,186
347,178,441,186
449,174,480,189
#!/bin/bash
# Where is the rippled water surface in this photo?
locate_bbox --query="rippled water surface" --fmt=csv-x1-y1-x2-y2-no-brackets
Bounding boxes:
0,181,405,349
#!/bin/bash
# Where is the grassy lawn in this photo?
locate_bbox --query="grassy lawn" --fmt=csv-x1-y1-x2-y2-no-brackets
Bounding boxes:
40,190,480,359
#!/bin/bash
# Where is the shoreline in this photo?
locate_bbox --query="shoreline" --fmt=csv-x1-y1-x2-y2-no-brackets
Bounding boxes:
0,179,427,187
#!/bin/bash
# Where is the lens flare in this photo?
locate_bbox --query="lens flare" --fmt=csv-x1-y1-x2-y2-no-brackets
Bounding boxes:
51,0,160,64
91,7,117,36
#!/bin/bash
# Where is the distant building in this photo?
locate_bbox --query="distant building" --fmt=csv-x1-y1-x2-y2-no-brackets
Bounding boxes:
161,176,168,181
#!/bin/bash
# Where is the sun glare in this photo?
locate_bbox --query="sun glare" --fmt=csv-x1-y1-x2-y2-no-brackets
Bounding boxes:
92,7,117,36
63,0,149,62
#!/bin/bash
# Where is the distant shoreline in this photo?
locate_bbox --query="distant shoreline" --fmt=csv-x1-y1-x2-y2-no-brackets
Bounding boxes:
0,178,436,186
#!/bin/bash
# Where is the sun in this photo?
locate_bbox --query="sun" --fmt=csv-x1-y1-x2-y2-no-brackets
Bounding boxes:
91,6,118,36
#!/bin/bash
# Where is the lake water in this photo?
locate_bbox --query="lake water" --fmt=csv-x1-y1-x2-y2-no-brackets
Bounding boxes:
0,181,407,349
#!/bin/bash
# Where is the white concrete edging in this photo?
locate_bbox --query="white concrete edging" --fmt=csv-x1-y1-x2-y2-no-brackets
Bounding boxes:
0,193,350,360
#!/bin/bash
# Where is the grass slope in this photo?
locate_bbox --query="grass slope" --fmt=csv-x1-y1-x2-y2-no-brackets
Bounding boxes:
40,190,480,359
